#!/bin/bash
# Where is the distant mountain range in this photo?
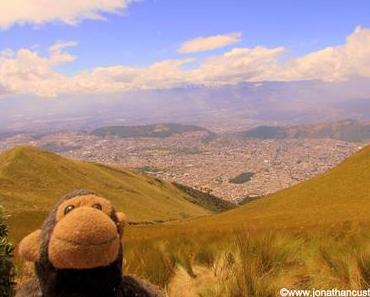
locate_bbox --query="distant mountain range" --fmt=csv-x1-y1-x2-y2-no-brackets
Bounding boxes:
2,80,370,132
92,123,215,139
90,119,370,143
238,119,370,142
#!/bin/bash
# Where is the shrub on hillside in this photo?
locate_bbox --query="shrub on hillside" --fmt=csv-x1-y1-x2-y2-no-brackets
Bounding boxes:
0,207,15,297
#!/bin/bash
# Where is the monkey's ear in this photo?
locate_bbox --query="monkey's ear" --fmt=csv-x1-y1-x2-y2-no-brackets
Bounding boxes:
18,230,41,262
116,212,127,226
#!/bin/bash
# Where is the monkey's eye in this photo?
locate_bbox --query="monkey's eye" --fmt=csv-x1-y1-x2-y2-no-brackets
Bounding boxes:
92,203,102,210
64,205,75,215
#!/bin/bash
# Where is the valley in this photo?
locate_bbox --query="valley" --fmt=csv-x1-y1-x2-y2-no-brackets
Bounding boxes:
0,126,361,202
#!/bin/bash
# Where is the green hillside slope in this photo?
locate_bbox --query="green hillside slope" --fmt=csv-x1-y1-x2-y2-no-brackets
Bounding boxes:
206,144,370,229
125,145,370,241
120,145,370,294
0,146,210,240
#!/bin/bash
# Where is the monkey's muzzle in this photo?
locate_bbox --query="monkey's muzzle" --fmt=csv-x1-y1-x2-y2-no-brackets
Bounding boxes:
48,207,120,269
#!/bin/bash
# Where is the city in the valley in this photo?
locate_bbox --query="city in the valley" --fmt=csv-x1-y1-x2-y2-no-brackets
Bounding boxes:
0,128,362,203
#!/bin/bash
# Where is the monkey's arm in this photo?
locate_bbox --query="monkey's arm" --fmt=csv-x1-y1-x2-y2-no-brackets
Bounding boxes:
120,275,165,297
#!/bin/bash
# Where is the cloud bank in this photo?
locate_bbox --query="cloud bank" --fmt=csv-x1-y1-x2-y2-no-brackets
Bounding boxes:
1,26,370,97
178,32,242,53
0,0,133,30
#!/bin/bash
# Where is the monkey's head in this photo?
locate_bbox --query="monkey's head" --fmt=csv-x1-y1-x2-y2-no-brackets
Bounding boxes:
18,190,126,271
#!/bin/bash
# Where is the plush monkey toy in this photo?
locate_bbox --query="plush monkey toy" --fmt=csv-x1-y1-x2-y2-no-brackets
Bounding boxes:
16,190,164,297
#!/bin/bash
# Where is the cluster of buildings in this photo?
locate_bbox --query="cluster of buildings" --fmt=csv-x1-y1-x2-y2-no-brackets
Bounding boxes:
0,131,361,202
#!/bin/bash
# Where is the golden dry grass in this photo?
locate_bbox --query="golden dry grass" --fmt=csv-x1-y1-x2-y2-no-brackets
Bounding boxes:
5,145,370,297
0,146,211,242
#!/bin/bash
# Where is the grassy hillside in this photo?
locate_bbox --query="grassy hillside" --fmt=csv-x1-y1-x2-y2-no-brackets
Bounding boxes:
121,146,370,293
0,146,211,241
124,144,370,241
92,123,215,138
172,182,235,213
213,144,370,229
10,145,370,295
5,144,369,242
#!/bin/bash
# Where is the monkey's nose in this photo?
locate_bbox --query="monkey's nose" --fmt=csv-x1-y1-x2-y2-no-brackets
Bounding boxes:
48,206,120,269
53,207,118,246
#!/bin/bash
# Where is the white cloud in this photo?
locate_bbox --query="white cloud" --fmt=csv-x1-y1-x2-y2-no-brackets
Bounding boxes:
0,0,133,30
178,32,242,53
282,26,370,81
1,27,370,97
71,58,195,93
190,46,287,85
0,41,77,97
49,40,78,65
49,40,78,53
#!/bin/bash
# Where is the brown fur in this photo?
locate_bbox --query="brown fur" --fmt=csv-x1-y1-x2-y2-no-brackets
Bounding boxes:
49,205,120,269
18,230,41,263
16,190,165,297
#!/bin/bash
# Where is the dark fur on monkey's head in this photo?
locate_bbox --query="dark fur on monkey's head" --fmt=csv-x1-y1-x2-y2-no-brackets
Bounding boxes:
17,190,163,297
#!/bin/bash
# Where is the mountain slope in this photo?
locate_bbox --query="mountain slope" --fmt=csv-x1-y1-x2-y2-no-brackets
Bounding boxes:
126,145,370,242
0,146,211,239
210,144,370,229
172,182,235,213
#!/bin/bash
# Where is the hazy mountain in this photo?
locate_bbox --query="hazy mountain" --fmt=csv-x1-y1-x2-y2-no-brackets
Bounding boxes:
238,119,370,142
1,80,370,133
92,123,215,138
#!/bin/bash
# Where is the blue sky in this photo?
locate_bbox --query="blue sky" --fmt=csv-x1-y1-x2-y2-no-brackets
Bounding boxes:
2,0,370,73
1,0,370,98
